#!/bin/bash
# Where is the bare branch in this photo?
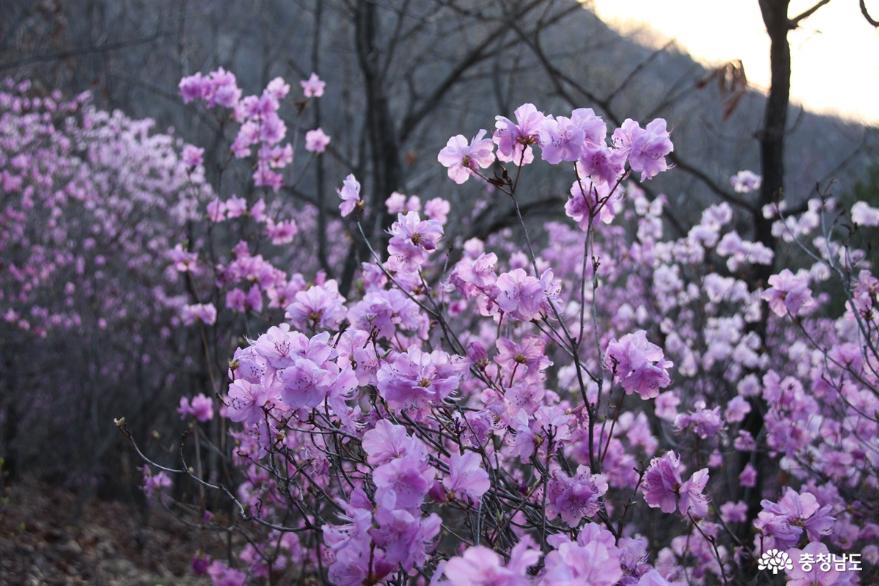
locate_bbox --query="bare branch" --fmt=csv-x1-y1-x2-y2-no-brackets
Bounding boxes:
788,0,833,28
0,31,172,72
861,0,879,26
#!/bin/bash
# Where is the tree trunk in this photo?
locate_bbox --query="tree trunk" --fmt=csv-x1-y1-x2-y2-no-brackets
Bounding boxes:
343,2,404,294
741,0,792,541
755,0,791,255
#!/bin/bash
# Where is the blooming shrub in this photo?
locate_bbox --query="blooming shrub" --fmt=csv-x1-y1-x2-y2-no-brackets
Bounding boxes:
0,79,210,483
108,70,878,584
0,79,204,336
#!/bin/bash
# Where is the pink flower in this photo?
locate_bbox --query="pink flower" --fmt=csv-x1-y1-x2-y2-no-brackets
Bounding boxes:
655,391,679,421
224,379,271,424
730,170,761,193
300,72,326,98
370,504,441,571
285,280,347,331
336,173,362,217
444,451,490,502
142,466,172,498
362,420,427,466
566,175,617,227
605,330,672,399
226,288,247,312
226,284,262,313
372,454,435,510
258,113,286,145
178,393,214,422
444,537,539,586
207,198,227,222
756,488,834,549
177,393,214,422
207,69,241,108
739,463,757,487
387,211,443,266
719,501,748,524
168,244,199,272
495,268,548,321
230,347,268,383
376,347,466,410
206,561,246,586
724,396,751,423
578,144,626,187
181,303,217,326
385,192,407,213
852,201,879,226
612,118,673,180
265,218,298,245
677,467,710,518
180,69,241,109
762,269,815,317
541,537,623,586
493,103,546,166
278,356,339,409
637,570,678,586
265,77,290,101
642,455,683,514
304,128,331,153
424,197,451,224
189,394,214,422
538,108,604,165
177,396,192,418
225,195,247,218
179,73,210,103
496,336,551,380
348,289,423,342
674,405,723,439
437,129,495,184
547,467,608,526
251,324,308,370
182,144,204,168
786,542,839,585
642,451,709,517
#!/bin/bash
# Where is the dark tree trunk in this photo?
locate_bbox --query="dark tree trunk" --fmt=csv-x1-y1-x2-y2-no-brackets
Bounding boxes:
740,0,792,545
2,352,17,483
755,0,791,256
312,0,331,276
343,2,404,294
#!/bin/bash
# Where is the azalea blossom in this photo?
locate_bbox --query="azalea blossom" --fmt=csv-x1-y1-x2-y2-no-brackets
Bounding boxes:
612,118,673,180
493,103,546,165
304,128,331,153
336,173,363,217
730,170,762,193
437,129,496,184
605,330,673,399
387,211,443,266
444,451,490,502
851,200,879,226
546,467,609,526
376,347,466,409
762,269,814,317
755,488,835,549
642,451,710,517
181,303,217,326
300,72,326,98
443,537,539,586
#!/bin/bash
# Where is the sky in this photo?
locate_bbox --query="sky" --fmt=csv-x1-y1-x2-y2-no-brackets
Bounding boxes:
590,0,879,125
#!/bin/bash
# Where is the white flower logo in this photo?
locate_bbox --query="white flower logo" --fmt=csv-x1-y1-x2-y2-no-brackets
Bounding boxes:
758,549,793,574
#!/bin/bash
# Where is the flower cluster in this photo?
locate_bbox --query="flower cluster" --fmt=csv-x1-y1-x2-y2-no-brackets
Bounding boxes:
104,85,879,586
